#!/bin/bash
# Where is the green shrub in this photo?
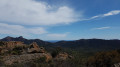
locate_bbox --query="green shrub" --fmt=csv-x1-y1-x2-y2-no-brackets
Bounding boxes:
51,47,62,58
35,56,47,63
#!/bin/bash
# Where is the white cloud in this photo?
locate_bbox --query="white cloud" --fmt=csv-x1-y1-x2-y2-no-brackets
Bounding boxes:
0,22,69,40
93,27,111,30
103,10,120,17
0,0,80,25
0,23,47,36
89,10,120,20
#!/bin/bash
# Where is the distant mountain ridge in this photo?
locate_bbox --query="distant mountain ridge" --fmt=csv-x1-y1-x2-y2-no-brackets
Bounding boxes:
1,36,120,50
0,36,52,47
54,39,120,50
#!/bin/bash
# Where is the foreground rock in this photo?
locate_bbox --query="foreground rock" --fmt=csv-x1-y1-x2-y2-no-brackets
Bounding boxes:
0,41,50,65
3,53,52,65
0,41,71,65
0,41,45,54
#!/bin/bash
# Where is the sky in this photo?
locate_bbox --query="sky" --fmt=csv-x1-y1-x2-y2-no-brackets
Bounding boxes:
0,0,120,40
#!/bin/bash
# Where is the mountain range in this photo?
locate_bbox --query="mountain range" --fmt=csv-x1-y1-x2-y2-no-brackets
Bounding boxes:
0,36,52,47
0,36,120,50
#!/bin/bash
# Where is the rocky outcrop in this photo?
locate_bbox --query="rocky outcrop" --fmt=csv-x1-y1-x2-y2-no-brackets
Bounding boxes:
3,53,52,65
5,41,25,49
0,41,71,66
0,41,46,54
27,42,45,53
0,41,52,65
0,41,26,54
0,41,25,49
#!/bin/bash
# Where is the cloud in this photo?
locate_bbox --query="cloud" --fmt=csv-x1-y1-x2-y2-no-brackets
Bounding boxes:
0,0,119,26
90,10,120,20
0,0,80,26
0,23,47,36
0,22,69,40
92,27,111,30
103,10,120,17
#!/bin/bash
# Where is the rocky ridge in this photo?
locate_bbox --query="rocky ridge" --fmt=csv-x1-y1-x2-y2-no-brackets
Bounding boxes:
0,41,70,65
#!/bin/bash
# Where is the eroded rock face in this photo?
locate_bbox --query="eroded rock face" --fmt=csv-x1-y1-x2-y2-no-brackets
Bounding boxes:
30,42,39,48
28,42,45,53
3,53,52,65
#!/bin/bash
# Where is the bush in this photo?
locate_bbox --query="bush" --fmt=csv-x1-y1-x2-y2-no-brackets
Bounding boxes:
35,56,47,63
86,50,120,67
51,47,62,58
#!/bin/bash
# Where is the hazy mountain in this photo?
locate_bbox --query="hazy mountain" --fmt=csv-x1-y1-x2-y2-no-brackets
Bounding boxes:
54,39,120,50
